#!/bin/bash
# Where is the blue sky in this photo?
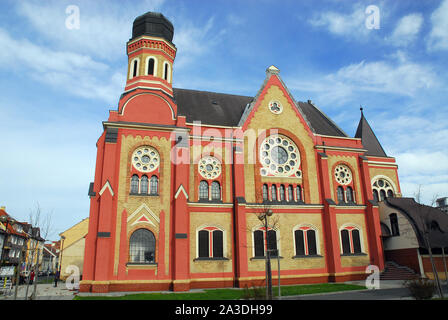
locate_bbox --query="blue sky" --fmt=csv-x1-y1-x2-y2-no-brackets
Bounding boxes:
0,0,447,241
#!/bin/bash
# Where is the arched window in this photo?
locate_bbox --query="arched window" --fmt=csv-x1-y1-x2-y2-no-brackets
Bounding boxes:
262,184,269,202
390,213,399,236
130,175,139,194
147,58,155,75
271,185,277,201
279,185,285,201
340,226,362,254
198,227,224,258
296,185,302,202
337,186,345,203
211,181,221,201
288,185,294,202
150,176,158,195
140,175,148,194
380,190,386,201
387,190,394,198
373,189,379,202
199,181,209,200
253,228,278,257
132,59,138,78
346,186,354,203
294,227,318,256
163,63,169,81
129,229,156,263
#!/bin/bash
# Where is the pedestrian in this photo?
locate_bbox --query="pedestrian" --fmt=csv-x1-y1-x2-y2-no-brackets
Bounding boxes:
30,270,35,285
54,270,60,287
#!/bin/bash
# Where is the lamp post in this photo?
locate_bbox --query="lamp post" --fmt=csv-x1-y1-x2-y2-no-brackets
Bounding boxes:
0,215,15,265
258,208,273,300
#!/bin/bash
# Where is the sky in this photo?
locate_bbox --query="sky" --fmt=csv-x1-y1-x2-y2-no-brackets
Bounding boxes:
0,0,447,241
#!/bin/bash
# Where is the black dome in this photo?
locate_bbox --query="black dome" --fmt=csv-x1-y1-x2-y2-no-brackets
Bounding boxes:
132,11,174,43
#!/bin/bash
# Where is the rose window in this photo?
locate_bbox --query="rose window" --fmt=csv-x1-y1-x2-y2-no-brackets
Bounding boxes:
132,146,160,173
198,156,221,179
334,164,352,185
260,135,301,177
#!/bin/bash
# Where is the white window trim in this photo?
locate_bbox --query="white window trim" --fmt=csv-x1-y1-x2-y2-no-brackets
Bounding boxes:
292,224,321,256
129,57,140,79
196,225,226,258
339,223,365,254
163,61,171,83
251,225,280,258
145,56,158,76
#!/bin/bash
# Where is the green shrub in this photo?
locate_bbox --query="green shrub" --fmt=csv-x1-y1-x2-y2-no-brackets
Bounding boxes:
404,278,435,300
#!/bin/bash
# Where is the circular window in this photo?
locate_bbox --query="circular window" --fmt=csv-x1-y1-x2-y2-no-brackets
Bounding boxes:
198,156,221,179
259,135,301,177
268,101,283,115
334,164,352,185
132,146,160,173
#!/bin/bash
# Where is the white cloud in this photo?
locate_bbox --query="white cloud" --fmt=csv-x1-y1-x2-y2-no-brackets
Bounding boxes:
427,0,448,51
386,13,423,47
287,52,437,106
0,27,124,104
308,5,371,40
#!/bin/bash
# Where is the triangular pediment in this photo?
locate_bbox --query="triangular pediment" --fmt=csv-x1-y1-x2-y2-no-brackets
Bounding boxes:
99,180,114,197
237,66,315,136
127,203,159,227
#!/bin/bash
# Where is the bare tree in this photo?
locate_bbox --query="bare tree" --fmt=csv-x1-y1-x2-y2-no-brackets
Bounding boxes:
24,202,53,300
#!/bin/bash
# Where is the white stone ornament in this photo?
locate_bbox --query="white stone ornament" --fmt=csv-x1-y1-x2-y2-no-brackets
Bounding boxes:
334,164,352,185
268,101,283,115
198,156,221,179
132,146,160,173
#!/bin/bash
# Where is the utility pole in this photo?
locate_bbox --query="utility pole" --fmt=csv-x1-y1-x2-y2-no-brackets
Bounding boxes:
258,209,273,300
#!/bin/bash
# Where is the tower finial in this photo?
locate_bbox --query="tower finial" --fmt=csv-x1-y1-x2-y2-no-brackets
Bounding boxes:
360,105,364,115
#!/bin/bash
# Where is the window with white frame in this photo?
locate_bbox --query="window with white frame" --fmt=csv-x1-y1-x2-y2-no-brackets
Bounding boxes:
129,228,156,264
340,226,363,255
294,225,318,256
372,177,395,201
253,227,278,257
197,227,224,258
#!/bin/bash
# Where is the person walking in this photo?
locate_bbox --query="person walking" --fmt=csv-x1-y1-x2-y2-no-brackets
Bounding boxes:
54,270,60,287
30,270,35,285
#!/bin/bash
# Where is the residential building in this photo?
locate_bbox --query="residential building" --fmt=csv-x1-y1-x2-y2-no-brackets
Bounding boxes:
0,207,28,268
59,218,89,280
436,197,448,213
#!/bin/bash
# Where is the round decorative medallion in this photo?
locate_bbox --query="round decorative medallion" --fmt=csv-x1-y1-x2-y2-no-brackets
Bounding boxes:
132,146,160,173
198,156,221,179
334,164,352,185
259,135,301,177
268,101,283,115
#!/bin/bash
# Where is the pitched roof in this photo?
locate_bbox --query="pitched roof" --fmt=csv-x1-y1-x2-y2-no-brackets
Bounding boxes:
173,88,348,137
355,110,387,157
386,197,448,248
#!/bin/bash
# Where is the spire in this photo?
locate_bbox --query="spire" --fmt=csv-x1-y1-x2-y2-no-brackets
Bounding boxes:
355,107,388,157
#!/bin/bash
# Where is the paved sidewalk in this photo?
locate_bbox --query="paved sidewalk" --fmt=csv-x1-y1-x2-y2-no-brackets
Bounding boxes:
0,283,77,300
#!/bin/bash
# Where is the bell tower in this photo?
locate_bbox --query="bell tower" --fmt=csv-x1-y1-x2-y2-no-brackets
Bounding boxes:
124,12,177,96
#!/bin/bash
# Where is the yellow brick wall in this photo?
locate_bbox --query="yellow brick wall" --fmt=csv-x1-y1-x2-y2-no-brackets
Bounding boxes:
60,237,86,279
115,134,172,276
244,85,319,204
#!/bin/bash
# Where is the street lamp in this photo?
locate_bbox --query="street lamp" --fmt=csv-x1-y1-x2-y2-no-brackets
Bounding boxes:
258,209,273,300
0,215,16,265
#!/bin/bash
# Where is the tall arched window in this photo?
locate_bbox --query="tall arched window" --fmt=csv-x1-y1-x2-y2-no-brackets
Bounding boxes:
271,185,277,201
288,185,294,202
380,190,386,201
390,213,400,236
373,189,379,202
262,184,268,201
140,175,148,194
147,58,155,75
129,229,156,263
337,186,345,203
199,181,209,200
211,181,221,201
296,185,302,202
294,226,318,256
387,190,394,198
340,226,362,254
130,175,139,194
346,186,354,203
279,185,285,201
163,63,169,81
253,228,278,257
198,227,224,258
372,177,395,200
132,59,138,78
150,175,158,195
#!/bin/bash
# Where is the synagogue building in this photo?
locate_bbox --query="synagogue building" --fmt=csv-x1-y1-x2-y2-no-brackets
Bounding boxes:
80,12,402,293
